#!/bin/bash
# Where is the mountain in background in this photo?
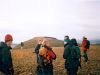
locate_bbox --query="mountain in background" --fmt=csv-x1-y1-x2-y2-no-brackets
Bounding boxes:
90,39,100,44
14,36,100,49
14,37,64,49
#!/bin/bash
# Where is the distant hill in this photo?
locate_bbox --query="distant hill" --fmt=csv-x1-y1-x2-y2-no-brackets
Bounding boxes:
14,37,64,49
90,39,100,44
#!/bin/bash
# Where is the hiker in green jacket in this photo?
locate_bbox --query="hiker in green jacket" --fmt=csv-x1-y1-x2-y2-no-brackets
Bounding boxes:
0,34,14,75
63,39,81,75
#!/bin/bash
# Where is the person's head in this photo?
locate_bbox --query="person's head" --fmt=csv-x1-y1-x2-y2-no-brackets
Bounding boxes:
5,34,13,46
70,38,78,46
64,35,69,40
83,36,87,40
38,39,42,44
42,39,49,46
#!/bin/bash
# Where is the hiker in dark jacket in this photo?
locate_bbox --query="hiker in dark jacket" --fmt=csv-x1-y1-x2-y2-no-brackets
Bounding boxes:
64,36,70,47
0,34,14,75
35,39,42,63
63,39,81,75
21,42,24,49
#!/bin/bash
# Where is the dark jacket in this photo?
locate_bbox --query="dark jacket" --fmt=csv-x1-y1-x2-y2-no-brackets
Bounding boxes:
85,40,90,49
0,42,13,74
63,44,81,69
35,44,41,54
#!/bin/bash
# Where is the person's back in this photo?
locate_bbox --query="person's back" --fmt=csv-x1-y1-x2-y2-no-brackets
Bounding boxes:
86,40,90,49
63,45,80,69
81,37,89,51
0,42,13,75
81,37,90,62
0,34,14,75
37,40,55,75
63,39,81,75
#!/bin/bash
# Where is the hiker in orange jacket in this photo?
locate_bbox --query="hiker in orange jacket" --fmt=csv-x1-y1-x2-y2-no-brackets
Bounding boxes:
81,37,90,62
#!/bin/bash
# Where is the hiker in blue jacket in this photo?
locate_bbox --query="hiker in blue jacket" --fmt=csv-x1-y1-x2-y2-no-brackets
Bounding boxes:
63,39,81,75
0,34,14,75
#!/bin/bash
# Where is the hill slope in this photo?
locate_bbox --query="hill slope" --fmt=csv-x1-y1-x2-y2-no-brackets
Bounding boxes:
15,37,64,49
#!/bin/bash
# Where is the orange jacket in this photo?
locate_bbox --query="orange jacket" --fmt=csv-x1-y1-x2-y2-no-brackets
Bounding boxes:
81,39,87,51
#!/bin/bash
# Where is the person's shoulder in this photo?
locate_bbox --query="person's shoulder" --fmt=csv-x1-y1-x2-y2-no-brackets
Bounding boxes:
0,42,5,46
87,40,90,42
65,44,71,49
0,42,6,48
36,44,41,47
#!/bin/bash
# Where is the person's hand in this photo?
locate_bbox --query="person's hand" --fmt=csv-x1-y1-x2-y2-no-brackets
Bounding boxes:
9,67,14,75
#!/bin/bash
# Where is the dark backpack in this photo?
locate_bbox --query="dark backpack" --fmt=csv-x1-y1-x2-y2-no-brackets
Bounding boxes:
85,40,90,49
69,45,80,59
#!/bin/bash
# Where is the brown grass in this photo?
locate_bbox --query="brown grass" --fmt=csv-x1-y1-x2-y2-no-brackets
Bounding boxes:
12,45,100,75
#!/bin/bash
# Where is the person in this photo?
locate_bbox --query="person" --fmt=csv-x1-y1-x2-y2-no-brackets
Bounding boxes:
63,39,81,75
36,40,56,75
20,42,24,49
81,37,90,63
64,36,70,47
35,39,42,63
0,34,14,75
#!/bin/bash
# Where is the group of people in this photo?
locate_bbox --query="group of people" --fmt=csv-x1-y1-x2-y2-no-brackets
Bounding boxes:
63,36,90,75
0,34,90,75
35,36,90,75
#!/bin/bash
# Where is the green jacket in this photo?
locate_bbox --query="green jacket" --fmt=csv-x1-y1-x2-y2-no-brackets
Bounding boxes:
63,45,81,69
0,42,13,74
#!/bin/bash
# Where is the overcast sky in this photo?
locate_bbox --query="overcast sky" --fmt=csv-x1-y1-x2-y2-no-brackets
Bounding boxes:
0,0,100,43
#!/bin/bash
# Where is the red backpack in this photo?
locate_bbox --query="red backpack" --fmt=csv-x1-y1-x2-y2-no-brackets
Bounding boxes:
47,49,56,60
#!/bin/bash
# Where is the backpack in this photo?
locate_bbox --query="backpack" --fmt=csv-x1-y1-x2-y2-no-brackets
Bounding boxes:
69,45,80,59
39,46,56,64
85,40,90,49
47,49,56,60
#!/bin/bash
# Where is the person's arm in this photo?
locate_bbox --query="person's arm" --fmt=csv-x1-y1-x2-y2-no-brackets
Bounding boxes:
0,42,4,49
76,47,81,58
8,55,14,75
63,46,70,59
35,44,41,54
76,47,82,68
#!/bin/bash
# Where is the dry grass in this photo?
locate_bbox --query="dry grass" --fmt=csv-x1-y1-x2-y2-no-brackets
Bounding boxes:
12,45,100,75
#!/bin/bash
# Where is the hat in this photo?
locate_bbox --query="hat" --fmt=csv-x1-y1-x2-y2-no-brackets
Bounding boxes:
5,34,13,42
83,36,87,39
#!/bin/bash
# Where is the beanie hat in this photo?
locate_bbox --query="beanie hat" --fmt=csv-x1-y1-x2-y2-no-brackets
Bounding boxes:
5,34,13,42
